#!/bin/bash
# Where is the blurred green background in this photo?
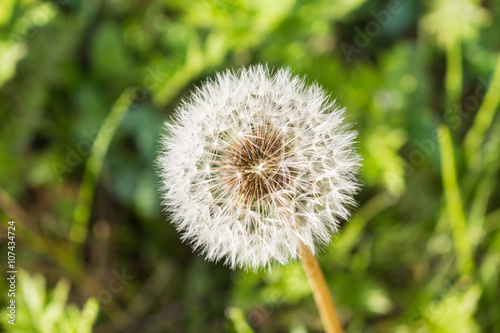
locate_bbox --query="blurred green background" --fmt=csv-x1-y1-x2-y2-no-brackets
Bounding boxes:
1,0,500,332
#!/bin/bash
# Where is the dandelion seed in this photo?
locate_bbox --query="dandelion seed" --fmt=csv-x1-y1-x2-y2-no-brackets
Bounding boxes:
157,65,361,270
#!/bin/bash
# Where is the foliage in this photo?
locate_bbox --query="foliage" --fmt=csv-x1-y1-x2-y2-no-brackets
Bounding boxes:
0,0,499,332
0,270,99,333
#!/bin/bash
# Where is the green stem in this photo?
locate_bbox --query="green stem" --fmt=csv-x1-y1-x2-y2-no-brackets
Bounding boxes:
69,89,134,244
437,125,474,275
467,121,500,248
464,55,500,171
445,41,462,117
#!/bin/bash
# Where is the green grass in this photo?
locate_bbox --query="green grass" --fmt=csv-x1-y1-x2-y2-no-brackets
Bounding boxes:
1,0,499,332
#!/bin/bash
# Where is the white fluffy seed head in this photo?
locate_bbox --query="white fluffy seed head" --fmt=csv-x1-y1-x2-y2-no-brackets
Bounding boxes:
157,65,361,270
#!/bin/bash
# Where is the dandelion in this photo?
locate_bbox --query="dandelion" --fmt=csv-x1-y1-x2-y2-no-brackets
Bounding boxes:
157,65,360,332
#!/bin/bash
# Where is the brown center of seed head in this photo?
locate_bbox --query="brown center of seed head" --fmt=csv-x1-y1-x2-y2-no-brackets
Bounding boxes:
211,123,295,208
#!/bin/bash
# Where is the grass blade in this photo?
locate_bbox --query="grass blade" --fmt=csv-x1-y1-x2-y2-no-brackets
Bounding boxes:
438,125,474,275
69,89,134,244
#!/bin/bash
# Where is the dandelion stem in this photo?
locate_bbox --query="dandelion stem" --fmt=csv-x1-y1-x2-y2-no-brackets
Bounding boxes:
300,246,344,333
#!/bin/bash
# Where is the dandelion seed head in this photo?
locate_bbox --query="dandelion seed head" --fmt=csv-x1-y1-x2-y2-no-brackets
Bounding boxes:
157,65,361,270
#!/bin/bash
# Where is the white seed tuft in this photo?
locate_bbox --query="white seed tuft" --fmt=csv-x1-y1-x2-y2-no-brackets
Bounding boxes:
157,65,361,270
